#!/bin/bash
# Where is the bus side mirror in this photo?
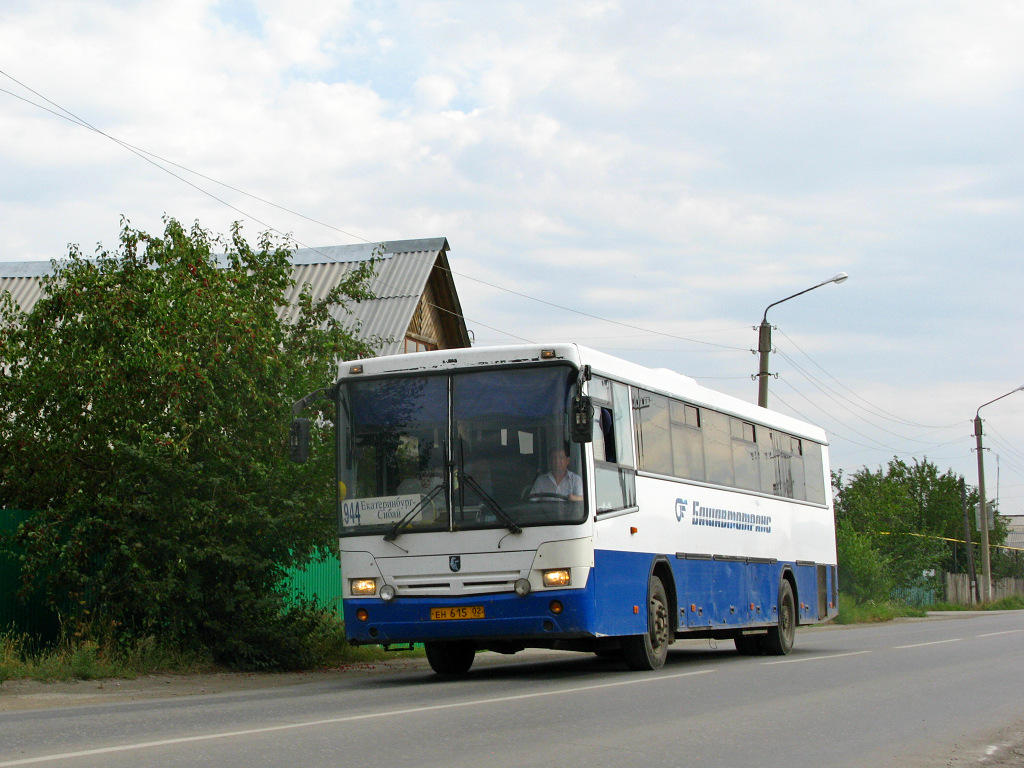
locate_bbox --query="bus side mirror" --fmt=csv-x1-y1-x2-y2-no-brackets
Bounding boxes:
570,395,594,443
289,418,311,463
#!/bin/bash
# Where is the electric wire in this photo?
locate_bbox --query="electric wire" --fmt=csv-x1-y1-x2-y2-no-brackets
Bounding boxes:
1,73,536,345
985,427,1024,466
773,377,914,453
775,328,964,430
4,71,1022,503
1,70,744,353
775,348,962,447
774,376,975,469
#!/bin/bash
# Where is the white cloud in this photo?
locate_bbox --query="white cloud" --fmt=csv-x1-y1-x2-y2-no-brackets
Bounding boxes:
3,0,1024,507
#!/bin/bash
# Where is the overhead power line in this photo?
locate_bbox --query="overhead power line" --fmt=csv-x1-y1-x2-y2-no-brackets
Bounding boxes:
775,329,964,431
5,69,1019,489
1,70,534,344
2,69,746,352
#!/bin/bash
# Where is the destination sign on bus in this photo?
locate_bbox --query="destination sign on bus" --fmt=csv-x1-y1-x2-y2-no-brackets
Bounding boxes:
341,495,422,526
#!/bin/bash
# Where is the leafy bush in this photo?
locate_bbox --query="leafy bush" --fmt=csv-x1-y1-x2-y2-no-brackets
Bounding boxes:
0,617,417,683
836,594,926,624
0,218,379,668
836,523,893,603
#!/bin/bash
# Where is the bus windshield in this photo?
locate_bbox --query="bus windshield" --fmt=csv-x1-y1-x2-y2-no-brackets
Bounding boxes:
340,365,585,536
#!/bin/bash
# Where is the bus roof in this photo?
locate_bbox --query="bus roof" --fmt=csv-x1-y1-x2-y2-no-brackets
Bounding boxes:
338,343,828,444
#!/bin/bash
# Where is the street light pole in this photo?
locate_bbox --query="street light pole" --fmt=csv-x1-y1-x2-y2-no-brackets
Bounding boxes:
974,385,1024,602
757,273,848,408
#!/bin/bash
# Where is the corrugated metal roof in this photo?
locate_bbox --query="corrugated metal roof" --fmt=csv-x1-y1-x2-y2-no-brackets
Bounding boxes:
0,237,467,357
0,274,49,315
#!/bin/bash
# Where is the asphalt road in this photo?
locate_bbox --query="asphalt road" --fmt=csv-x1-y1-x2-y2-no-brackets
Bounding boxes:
1,612,1022,768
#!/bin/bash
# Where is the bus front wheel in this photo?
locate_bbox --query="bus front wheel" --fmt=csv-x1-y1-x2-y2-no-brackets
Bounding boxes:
622,575,670,670
764,579,796,656
424,640,476,676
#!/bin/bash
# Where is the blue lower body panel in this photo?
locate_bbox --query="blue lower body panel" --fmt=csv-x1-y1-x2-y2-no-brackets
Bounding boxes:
345,552,836,645
592,550,836,635
593,549,657,636
345,583,597,645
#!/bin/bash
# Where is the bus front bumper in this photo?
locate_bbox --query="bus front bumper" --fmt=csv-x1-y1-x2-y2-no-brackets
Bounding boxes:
344,587,595,645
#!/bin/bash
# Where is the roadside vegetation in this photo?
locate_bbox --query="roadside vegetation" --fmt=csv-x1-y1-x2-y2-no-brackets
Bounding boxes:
835,594,1024,624
0,218,383,673
927,595,1024,612
1,613,421,684
833,458,1024,623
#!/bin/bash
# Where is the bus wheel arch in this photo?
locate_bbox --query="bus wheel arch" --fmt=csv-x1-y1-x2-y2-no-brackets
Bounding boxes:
622,569,672,671
764,572,797,656
651,558,678,637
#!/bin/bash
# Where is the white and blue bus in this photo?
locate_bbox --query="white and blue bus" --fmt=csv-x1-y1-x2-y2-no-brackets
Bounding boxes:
294,343,838,674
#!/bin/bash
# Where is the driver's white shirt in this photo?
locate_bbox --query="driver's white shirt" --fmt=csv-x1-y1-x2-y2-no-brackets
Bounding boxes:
531,470,583,498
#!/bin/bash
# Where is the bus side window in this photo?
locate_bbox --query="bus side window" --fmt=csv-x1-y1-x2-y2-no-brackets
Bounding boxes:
592,380,637,513
803,441,826,504
599,407,616,462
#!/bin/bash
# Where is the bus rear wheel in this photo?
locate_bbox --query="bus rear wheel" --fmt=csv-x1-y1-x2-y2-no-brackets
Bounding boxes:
734,633,764,655
424,640,476,675
764,579,796,656
622,575,670,670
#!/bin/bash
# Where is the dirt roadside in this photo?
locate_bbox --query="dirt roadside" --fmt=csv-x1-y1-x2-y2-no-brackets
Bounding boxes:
941,720,1024,768
0,656,431,712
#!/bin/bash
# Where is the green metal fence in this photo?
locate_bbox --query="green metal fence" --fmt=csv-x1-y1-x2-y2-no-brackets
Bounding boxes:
1,509,61,643
281,550,344,613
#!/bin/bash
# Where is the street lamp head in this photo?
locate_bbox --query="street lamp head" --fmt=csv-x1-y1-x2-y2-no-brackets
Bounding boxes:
757,270,848,407
975,385,1024,421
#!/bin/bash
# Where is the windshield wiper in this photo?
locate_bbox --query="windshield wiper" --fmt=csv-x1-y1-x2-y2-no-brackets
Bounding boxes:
383,484,445,543
462,474,522,535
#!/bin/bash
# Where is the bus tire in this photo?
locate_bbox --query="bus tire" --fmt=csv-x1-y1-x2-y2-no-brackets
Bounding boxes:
764,579,796,656
622,575,670,670
424,640,476,675
734,633,763,655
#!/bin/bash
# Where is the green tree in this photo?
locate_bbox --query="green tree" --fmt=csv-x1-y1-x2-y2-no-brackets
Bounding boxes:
833,458,997,598
0,218,379,667
834,520,893,603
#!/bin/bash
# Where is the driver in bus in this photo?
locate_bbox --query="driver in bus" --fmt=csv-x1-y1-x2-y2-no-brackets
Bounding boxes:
530,447,583,501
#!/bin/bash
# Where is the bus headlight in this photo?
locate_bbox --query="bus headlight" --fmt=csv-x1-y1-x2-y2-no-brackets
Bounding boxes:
514,578,532,596
379,584,396,602
542,569,571,588
350,578,378,596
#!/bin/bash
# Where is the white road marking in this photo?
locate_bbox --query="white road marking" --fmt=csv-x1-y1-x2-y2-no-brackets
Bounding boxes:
976,629,1024,638
0,669,714,766
894,639,961,649
762,650,872,665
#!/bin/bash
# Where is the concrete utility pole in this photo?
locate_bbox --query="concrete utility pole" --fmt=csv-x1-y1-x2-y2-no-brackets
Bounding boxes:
756,273,848,408
974,386,1024,602
960,478,978,604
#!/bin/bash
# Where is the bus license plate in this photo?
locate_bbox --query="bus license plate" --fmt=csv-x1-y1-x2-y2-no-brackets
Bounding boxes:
430,606,485,621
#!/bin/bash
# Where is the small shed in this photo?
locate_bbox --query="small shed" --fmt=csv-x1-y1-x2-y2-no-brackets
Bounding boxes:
0,237,471,356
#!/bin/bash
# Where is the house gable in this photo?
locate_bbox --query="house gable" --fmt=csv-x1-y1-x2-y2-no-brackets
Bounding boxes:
0,237,471,357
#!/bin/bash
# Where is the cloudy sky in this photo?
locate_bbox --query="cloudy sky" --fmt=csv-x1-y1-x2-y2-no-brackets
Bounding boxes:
2,1,1023,514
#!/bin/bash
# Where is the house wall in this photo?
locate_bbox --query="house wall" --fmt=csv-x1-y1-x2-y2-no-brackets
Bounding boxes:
404,281,448,352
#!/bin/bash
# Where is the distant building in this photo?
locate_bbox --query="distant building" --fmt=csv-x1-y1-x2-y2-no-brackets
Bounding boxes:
1004,514,1024,551
0,237,471,356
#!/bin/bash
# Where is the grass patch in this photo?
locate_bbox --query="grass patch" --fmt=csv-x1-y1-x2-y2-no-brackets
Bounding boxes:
835,594,927,624
0,631,214,684
836,592,1024,624
927,595,1024,612
1,612,420,685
